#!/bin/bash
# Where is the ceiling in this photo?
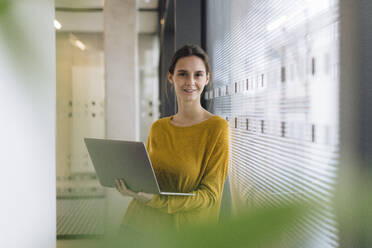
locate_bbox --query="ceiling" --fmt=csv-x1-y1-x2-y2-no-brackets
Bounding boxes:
55,0,159,34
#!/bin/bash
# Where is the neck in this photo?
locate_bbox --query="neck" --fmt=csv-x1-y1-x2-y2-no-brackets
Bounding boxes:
174,98,205,121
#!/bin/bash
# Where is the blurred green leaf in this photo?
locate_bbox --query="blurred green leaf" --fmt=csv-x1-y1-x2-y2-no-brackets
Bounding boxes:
0,0,9,16
0,0,42,77
100,203,307,248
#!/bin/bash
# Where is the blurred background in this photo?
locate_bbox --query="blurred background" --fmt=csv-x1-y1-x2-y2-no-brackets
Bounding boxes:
0,0,371,248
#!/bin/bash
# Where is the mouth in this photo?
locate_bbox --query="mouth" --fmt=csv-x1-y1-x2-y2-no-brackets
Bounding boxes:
183,89,197,94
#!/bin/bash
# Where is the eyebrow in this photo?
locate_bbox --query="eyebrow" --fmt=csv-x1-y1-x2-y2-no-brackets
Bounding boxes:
176,69,205,73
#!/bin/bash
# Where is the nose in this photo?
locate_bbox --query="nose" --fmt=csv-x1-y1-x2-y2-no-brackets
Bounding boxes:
185,74,196,86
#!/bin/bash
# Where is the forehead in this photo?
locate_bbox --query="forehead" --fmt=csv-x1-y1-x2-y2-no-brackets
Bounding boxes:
174,56,206,72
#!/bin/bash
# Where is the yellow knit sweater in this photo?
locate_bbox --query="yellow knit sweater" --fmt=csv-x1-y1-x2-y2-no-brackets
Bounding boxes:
121,115,230,232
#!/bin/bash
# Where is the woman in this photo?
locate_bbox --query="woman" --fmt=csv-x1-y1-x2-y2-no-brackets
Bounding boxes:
115,44,229,233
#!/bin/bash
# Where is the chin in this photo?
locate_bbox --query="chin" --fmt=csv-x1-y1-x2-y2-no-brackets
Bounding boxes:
179,95,200,102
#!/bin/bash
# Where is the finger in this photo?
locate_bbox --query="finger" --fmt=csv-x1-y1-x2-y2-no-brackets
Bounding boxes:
119,180,131,195
120,180,136,196
115,180,124,193
119,179,127,190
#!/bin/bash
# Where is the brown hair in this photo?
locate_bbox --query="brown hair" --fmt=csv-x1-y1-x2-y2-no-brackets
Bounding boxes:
168,44,211,77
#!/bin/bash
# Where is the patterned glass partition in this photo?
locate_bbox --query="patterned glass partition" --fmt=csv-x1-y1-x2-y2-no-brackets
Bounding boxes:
206,0,339,247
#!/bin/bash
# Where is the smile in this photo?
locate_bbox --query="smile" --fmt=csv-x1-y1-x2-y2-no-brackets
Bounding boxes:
183,89,197,94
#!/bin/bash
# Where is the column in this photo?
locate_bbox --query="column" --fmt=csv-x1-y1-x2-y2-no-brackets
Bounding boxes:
104,0,138,235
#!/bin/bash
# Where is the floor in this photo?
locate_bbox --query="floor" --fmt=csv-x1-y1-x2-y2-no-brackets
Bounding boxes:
57,239,103,248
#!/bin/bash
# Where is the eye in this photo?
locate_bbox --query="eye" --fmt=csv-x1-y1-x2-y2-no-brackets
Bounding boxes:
177,72,186,76
196,73,203,77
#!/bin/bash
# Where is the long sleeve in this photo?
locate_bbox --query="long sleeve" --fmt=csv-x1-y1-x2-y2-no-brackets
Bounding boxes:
145,123,229,214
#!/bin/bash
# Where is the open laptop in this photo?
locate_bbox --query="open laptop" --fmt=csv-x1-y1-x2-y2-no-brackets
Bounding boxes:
84,138,195,196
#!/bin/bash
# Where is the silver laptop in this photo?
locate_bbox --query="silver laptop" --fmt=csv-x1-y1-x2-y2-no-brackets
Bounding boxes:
84,138,195,196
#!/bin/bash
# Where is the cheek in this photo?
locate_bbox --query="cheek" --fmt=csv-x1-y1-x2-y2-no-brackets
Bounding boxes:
197,81,207,90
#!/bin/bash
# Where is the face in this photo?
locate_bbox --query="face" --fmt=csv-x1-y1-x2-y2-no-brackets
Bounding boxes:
168,55,210,103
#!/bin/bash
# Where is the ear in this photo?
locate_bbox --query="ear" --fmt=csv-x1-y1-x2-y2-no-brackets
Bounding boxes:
167,72,174,85
205,73,210,85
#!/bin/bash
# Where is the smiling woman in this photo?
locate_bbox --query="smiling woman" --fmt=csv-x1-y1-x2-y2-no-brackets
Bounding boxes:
115,44,230,234
166,45,214,126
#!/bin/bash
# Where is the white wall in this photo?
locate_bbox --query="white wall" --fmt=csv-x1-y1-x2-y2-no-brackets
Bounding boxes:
0,0,56,247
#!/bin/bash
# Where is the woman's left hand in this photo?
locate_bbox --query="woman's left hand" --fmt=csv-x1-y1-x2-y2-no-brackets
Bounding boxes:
115,179,154,204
